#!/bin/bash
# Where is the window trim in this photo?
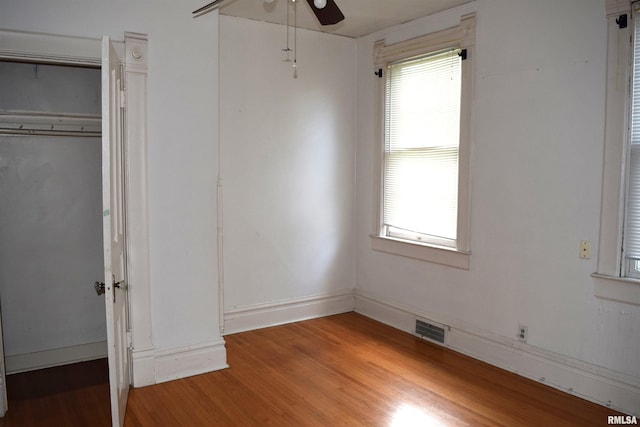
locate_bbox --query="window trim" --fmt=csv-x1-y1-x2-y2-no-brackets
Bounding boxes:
595,0,640,305
370,13,475,270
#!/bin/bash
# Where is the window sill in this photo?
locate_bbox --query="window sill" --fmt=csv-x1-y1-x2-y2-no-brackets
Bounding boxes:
370,235,470,270
591,273,640,306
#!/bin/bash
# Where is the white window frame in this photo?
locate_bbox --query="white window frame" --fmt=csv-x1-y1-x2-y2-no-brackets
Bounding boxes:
594,0,640,305
370,14,475,270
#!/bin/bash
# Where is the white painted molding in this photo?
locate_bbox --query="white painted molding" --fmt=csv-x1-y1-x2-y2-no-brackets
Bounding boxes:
371,236,470,269
131,346,156,388
123,32,155,385
607,0,631,17
595,8,640,307
354,290,640,417
154,340,228,384
223,290,356,335
5,341,107,374
0,29,122,66
593,274,640,306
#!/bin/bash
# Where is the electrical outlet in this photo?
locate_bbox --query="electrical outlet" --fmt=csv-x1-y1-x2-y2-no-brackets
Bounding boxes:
518,324,528,343
580,240,591,259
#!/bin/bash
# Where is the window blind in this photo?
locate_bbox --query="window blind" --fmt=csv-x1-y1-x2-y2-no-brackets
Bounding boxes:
383,49,462,245
625,8,640,265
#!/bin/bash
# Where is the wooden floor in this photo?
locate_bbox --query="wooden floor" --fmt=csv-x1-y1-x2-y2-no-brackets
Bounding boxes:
0,358,110,426
1,313,622,426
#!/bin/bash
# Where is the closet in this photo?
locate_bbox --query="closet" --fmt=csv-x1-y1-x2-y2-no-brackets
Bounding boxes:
0,61,107,374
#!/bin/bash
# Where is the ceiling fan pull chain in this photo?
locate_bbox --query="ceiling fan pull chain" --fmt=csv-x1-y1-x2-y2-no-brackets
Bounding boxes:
282,0,292,62
293,0,298,78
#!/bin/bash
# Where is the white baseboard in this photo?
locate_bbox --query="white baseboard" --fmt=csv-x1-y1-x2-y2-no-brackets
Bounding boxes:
4,340,227,387
223,289,356,335
5,341,107,374
355,290,640,417
131,345,156,387
154,339,228,384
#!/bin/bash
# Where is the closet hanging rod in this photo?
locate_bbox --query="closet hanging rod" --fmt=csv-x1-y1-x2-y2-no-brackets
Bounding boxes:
0,128,101,138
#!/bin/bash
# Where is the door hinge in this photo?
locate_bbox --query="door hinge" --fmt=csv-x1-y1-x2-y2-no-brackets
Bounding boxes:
126,331,132,349
120,90,126,109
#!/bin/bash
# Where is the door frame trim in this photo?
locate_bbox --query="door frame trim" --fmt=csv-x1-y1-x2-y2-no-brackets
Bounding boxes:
0,29,154,388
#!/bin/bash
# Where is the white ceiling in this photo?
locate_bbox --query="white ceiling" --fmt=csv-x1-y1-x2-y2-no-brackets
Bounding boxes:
216,0,471,38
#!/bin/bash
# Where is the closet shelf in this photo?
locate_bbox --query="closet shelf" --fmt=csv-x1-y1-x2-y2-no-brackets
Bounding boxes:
0,110,101,137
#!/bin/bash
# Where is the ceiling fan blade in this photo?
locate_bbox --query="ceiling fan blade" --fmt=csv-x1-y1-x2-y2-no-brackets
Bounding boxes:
305,0,345,26
193,0,225,15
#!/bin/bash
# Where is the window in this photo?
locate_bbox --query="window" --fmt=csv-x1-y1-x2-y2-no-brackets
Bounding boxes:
371,14,475,269
383,49,462,247
595,0,640,304
625,2,640,279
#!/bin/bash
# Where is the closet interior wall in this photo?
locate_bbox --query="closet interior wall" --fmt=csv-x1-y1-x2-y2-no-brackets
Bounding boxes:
0,61,106,373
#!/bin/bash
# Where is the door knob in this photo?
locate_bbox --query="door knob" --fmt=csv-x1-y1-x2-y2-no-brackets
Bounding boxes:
94,279,126,299
94,281,105,295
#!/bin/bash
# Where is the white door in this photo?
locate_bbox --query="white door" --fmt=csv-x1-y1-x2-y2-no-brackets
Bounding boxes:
102,36,131,427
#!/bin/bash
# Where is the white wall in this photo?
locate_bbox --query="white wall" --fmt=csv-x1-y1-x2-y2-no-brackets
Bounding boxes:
0,0,224,377
0,62,101,114
219,16,356,322
0,135,104,356
0,62,105,370
356,0,640,413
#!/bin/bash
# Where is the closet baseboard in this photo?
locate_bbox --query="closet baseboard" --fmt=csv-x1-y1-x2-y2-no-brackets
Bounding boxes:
5,341,107,374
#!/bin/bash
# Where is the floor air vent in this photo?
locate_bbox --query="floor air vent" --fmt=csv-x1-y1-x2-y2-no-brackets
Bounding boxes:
415,319,446,344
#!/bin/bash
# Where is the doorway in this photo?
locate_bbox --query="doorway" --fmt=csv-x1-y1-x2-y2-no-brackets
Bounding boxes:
0,60,110,419
0,31,151,426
